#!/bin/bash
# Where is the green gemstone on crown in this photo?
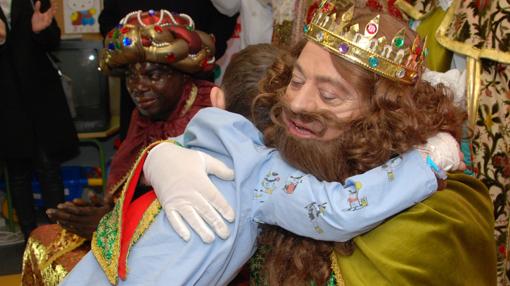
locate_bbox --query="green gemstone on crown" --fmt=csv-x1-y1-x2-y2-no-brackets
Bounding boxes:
394,37,404,48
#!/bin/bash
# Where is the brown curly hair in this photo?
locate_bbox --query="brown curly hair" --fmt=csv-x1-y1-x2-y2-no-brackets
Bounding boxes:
251,8,466,286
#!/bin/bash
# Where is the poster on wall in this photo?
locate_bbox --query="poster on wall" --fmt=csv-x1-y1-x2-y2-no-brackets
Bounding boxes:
63,0,101,34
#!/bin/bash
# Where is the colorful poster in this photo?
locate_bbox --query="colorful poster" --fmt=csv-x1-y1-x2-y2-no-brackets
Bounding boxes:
63,0,101,34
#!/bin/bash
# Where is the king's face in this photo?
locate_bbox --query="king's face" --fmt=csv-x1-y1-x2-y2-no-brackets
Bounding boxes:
282,42,363,141
126,62,184,119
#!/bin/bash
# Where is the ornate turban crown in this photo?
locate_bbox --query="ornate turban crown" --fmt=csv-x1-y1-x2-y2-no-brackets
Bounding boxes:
304,0,427,84
99,9,216,75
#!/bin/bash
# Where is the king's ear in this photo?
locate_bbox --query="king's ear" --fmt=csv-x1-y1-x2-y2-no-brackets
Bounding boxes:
210,86,226,109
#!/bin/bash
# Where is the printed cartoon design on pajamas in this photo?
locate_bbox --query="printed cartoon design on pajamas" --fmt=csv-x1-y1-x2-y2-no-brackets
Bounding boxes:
344,181,368,211
260,171,280,194
284,175,304,194
381,156,403,181
254,171,281,202
305,202,328,234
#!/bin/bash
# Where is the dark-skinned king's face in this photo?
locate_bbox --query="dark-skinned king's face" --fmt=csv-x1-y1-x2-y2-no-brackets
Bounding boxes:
126,62,185,120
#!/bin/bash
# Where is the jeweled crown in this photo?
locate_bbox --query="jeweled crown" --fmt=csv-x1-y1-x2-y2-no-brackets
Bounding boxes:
304,0,427,84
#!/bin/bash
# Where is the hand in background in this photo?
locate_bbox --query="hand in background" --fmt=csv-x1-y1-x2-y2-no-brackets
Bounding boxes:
31,0,57,33
0,19,6,44
46,191,114,239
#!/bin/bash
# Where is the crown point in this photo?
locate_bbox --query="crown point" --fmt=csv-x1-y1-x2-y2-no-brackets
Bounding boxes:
365,15,380,39
350,24,360,33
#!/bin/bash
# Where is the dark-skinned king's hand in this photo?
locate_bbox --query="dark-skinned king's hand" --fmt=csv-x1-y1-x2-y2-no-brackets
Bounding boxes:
46,191,114,240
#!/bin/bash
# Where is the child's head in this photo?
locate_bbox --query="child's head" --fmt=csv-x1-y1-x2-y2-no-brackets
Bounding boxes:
210,44,290,119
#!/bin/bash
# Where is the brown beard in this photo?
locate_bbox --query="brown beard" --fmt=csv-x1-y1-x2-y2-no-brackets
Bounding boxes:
266,99,352,183
255,99,355,286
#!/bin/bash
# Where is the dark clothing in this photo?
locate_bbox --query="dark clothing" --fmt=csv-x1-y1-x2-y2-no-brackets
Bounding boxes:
0,0,79,161
0,0,79,238
98,0,237,139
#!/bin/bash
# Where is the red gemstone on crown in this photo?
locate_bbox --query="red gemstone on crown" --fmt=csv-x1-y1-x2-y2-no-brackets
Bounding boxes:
120,27,130,34
366,23,378,34
154,25,163,33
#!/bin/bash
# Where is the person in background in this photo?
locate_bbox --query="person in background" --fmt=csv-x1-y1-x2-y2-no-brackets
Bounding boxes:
21,10,215,286
0,0,79,240
98,0,238,141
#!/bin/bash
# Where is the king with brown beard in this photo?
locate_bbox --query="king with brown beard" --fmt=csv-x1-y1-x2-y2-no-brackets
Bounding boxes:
247,3,496,285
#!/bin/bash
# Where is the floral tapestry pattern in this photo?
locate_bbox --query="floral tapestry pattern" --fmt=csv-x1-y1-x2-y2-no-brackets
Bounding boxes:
437,0,510,63
435,0,510,284
473,60,510,285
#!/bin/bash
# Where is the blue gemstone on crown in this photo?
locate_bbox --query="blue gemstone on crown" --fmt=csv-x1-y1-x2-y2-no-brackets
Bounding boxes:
368,56,379,67
123,37,132,47
108,43,115,50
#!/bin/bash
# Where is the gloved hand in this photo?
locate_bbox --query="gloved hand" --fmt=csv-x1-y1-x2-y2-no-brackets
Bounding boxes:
143,141,235,243
416,132,466,172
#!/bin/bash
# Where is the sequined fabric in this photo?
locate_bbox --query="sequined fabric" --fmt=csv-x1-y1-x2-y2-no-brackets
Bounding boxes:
21,224,87,286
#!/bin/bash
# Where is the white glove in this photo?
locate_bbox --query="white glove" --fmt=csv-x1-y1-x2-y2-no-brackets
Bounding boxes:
416,132,462,172
143,141,235,243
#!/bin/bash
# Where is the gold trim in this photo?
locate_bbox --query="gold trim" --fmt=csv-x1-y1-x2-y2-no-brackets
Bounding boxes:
22,234,83,286
108,173,129,196
40,230,87,270
92,195,123,285
465,57,481,129
436,0,510,64
330,252,346,286
181,83,198,116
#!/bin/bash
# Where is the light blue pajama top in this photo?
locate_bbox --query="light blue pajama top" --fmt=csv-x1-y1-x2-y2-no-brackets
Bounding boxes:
60,108,437,286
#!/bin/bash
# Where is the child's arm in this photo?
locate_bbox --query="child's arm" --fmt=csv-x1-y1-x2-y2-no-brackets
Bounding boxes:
251,149,438,242
252,132,463,242
145,108,452,242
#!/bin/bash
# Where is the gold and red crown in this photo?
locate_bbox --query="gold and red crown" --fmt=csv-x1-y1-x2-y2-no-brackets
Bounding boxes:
99,9,216,75
304,0,427,84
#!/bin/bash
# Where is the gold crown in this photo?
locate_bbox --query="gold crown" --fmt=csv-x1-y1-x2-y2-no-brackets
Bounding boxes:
304,0,427,84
